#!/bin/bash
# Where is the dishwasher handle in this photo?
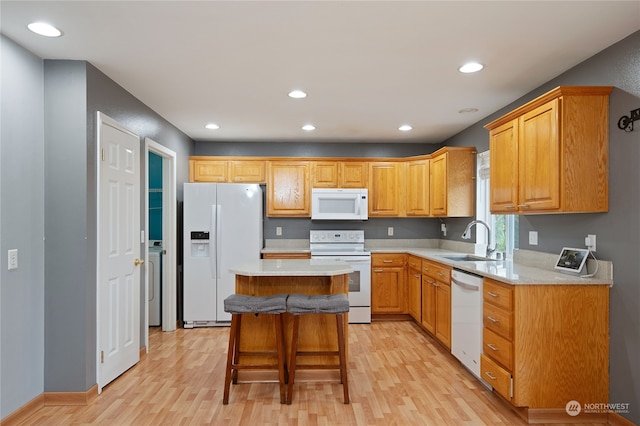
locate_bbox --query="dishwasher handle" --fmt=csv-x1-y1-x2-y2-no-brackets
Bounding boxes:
451,277,480,291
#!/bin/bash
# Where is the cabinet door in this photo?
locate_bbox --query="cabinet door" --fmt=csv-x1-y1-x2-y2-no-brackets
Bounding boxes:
340,162,368,188
406,159,430,216
191,160,228,182
518,99,560,211
266,161,310,216
429,153,447,216
407,267,422,321
312,161,339,188
489,120,519,213
421,276,436,334
369,162,401,216
435,282,451,349
371,267,405,313
229,160,266,183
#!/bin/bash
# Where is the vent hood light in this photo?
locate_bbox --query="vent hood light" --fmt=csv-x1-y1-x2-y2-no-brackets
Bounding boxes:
458,62,484,73
205,123,219,130
288,90,307,99
398,125,413,131
27,22,62,37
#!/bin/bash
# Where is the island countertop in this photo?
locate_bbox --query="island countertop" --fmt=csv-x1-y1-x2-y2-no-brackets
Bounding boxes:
229,259,353,277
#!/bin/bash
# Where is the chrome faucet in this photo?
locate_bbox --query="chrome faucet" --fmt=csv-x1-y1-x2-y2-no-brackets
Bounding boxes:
462,220,496,258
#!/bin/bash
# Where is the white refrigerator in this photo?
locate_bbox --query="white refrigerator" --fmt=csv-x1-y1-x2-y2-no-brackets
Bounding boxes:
183,183,263,327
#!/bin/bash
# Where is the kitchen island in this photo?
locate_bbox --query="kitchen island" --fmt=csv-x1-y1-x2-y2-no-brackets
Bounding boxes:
229,259,352,382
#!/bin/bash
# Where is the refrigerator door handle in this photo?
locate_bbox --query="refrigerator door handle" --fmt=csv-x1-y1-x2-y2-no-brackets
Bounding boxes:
216,204,222,279
210,204,217,279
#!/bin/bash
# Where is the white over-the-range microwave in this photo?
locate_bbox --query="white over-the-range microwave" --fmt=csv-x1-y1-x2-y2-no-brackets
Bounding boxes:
311,188,368,221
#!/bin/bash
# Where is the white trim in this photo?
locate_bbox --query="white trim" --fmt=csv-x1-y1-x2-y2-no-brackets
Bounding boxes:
144,138,177,337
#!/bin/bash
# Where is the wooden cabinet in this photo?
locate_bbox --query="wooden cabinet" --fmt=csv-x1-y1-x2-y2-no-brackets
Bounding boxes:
229,160,266,183
190,159,228,182
368,162,403,217
485,86,612,214
311,161,368,188
266,161,311,217
262,252,311,259
405,158,429,216
481,278,609,417
429,148,474,217
311,161,339,187
189,157,266,183
420,259,451,348
406,255,422,322
340,161,368,188
371,253,406,314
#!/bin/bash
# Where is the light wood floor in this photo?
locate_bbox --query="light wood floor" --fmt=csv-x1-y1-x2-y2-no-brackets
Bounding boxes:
20,321,595,425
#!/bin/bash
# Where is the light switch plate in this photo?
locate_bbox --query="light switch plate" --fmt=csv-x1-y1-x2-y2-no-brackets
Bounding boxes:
529,231,538,245
8,249,18,270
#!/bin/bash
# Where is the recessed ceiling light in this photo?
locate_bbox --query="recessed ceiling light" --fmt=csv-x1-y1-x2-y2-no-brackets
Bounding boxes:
27,22,62,37
458,62,484,73
458,108,479,114
398,125,413,132
302,124,316,131
205,123,219,130
288,90,307,99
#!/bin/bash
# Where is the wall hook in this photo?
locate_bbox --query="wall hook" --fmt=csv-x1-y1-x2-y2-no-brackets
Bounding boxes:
618,107,640,132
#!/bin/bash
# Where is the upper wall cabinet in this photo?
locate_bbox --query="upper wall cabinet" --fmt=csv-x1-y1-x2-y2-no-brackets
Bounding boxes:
190,159,228,182
368,162,404,217
429,148,475,217
405,158,430,216
266,161,311,217
485,86,613,214
311,161,368,188
189,157,266,183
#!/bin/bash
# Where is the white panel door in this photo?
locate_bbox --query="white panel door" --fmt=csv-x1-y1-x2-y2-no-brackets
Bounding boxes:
97,113,141,390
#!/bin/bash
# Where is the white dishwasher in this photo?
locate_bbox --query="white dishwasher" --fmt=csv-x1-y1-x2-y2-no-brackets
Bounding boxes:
451,269,486,383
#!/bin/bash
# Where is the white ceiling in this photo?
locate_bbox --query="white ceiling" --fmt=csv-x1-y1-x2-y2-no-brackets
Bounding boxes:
2,1,639,143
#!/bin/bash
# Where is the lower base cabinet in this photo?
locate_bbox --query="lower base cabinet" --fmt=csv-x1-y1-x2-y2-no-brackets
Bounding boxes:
371,254,406,314
481,278,610,417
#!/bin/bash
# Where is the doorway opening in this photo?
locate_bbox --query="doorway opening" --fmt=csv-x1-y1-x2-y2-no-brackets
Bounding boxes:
144,138,177,351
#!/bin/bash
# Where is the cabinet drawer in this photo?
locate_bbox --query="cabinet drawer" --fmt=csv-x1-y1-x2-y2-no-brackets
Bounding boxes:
372,253,405,268
483,279,513,311
480,354,512,401
483,303,513,340
407,255,422,271
483,328,513,371
421,260,450,283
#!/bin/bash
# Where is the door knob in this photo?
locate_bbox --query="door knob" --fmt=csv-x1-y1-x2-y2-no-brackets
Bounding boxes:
134,259,145,266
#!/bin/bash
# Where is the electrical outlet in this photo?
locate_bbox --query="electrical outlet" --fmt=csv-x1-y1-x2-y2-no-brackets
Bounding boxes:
276,226,282,236
529,231,538,245
387,227,394,236
441,223,447,236
8,249,18,270
585,234,597,252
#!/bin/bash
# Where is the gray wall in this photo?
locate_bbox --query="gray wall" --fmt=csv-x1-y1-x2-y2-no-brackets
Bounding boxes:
1,35,195,418
0,35,46,418
443,31,640,423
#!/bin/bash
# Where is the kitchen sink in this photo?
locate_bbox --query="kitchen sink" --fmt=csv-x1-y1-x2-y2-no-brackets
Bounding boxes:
438,254,498,262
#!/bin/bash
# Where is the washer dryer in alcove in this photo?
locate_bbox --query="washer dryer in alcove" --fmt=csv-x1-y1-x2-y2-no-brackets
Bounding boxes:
148,246,162,326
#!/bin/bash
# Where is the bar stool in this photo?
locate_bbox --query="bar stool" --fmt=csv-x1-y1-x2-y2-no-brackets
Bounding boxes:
222,293,289,405
286,293,350,405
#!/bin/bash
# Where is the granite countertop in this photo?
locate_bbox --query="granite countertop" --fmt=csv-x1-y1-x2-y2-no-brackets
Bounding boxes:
371,247,613,286
230,259,353,277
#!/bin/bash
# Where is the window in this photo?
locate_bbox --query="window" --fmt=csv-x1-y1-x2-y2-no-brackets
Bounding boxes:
476,151,518,258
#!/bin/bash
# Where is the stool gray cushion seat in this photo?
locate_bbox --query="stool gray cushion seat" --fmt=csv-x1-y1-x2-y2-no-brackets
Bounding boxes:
224,293,288,314
287,293,349,315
